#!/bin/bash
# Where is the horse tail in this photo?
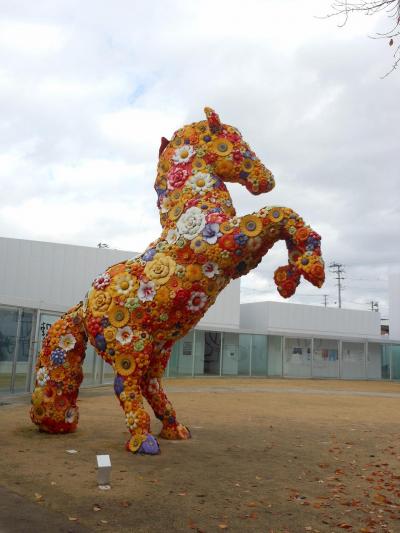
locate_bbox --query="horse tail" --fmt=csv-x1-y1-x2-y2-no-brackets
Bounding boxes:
30,302,88,434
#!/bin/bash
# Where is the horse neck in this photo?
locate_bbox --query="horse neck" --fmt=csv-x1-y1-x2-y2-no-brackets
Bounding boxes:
158,176,236,232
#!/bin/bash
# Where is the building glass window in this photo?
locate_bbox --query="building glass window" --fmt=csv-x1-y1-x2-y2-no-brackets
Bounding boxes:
313,338,339,378
267,335,283,376
341,341,366,379
252,335,268,376
391,345,400,380
367,343,387,380
284,337,312,377
14,309,34,392
0,307,18,392
194,330,221,376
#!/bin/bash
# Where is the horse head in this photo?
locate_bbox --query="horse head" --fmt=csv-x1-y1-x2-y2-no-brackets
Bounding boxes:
155,108,275,217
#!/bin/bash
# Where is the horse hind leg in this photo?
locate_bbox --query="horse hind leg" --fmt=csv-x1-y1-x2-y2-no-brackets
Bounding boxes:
30,305,87,434
140,346,191,441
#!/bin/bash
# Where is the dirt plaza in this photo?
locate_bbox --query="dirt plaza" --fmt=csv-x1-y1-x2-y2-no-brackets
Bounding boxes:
0,378,399,533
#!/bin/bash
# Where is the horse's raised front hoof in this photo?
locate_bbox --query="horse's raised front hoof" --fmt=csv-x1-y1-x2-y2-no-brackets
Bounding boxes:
159,423,191,440
126,434,160,455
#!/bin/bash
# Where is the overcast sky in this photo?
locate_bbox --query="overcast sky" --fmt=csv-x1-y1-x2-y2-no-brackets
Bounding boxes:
1,0,399,317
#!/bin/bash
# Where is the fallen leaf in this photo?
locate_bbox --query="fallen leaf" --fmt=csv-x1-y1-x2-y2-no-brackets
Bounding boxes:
100,520,108,524
34,493,44,502
93,504,101,512
218,525,228,530
68,517,78,521
120,500,131,507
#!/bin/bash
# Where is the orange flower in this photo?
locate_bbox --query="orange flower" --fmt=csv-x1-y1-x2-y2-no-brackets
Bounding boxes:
186,264,203,281
218,234,236,251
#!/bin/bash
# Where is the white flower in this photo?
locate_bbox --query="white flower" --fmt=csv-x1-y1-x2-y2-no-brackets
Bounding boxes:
166,228,179,244
188,172,215,193
65,407,77,424
59,333,76,352
172,144,195,164
138,280,156,302
125,410,139,430
160,196,172,213
148,378,160,394
116,326,134,345
93,272,111,290
187,291,208,312
202,261,220,279
177,206,206,240
37,367,49,387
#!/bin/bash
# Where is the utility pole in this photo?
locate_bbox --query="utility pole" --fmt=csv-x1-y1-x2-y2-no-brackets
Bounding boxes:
322,294,328,307
329,262,345,309
370,301,379,312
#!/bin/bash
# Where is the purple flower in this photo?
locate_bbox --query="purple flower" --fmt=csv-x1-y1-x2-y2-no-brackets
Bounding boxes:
234,233,248,246
202,223,222,245
51,348,66,366
142,248,156,262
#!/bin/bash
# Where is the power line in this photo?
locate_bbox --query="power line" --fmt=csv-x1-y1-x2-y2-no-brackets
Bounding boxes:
329,262,345,309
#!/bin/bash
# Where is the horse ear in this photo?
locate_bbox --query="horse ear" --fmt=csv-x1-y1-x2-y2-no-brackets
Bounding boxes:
204,107,223,134
159,136,169,157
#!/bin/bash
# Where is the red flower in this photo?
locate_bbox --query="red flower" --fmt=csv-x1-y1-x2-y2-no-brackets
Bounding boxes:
204,152,218,164
167,165,189,190
232,150,243,163
219,233,236,251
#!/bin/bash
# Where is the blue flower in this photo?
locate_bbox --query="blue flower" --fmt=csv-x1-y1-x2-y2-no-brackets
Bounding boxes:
51,348,66,366
234,233,248,246
142,248,157,262
114,375,124,396
202,223,222,244
95,334,106,352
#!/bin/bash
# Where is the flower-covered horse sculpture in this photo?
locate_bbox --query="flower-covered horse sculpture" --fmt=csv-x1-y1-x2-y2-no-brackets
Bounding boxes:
30,108,325,454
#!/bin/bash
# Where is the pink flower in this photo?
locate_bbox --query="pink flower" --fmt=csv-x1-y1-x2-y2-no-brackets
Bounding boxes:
167,166,188,190
138,280,156,302
206,212,227,224
93,272,111,290
202,262,219,279
187,291,207,312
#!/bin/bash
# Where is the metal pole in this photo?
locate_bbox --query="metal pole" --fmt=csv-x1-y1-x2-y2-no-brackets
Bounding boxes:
10,308,22,393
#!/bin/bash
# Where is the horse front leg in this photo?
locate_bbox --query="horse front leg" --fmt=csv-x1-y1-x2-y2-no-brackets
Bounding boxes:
227,207,325,298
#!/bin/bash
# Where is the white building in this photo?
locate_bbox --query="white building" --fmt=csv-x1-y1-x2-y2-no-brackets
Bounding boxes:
0,236,399,393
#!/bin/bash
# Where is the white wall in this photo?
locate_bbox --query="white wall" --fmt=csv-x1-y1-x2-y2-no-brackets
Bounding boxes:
0,237,136,311
389,272,400,340
240,301,381,338
199,279,241,330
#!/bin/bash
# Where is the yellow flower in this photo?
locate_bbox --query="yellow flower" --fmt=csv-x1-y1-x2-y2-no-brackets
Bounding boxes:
108,304,130,328
215,159,234,179
269,208,284,223
88,289,112,317
186,264,203,281
220,221,234,234
115,353,136,376
192,158,206,171
212,138,233,156
155,285,170,304
144,253,176,287
190,236,208,253
168,203,184,221
110,272,138,297
239,215,263,237
104,326,117,343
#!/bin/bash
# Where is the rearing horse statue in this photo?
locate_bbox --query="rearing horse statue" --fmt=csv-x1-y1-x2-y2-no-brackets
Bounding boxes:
30,108,325,454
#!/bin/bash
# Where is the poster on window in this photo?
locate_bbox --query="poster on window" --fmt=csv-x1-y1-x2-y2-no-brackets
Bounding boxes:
38,314,60,351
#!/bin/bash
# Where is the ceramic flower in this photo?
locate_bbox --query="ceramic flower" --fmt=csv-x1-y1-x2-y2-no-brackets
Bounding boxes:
37,367,49,387
58,333,76,352
176,206,206,240
187,291,207,312
188,172,215,193
144,253,176,287
172,145,195,164
116,326,134,345
202,223,222,245
137,280,156,302
202,261,219,278
93,273,111,290
167,167,188,190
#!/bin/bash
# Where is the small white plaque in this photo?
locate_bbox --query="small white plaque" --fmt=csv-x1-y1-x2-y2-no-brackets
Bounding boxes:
97,455,111,468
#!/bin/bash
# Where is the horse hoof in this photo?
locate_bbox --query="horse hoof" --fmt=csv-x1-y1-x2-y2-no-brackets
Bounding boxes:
138,434,161,455
159,424,191,440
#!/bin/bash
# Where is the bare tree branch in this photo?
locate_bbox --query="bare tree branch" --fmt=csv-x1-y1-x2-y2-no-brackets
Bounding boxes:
321,1,400,76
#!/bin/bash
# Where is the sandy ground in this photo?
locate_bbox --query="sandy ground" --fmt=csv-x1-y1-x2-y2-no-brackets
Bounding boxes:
0,378,399,533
